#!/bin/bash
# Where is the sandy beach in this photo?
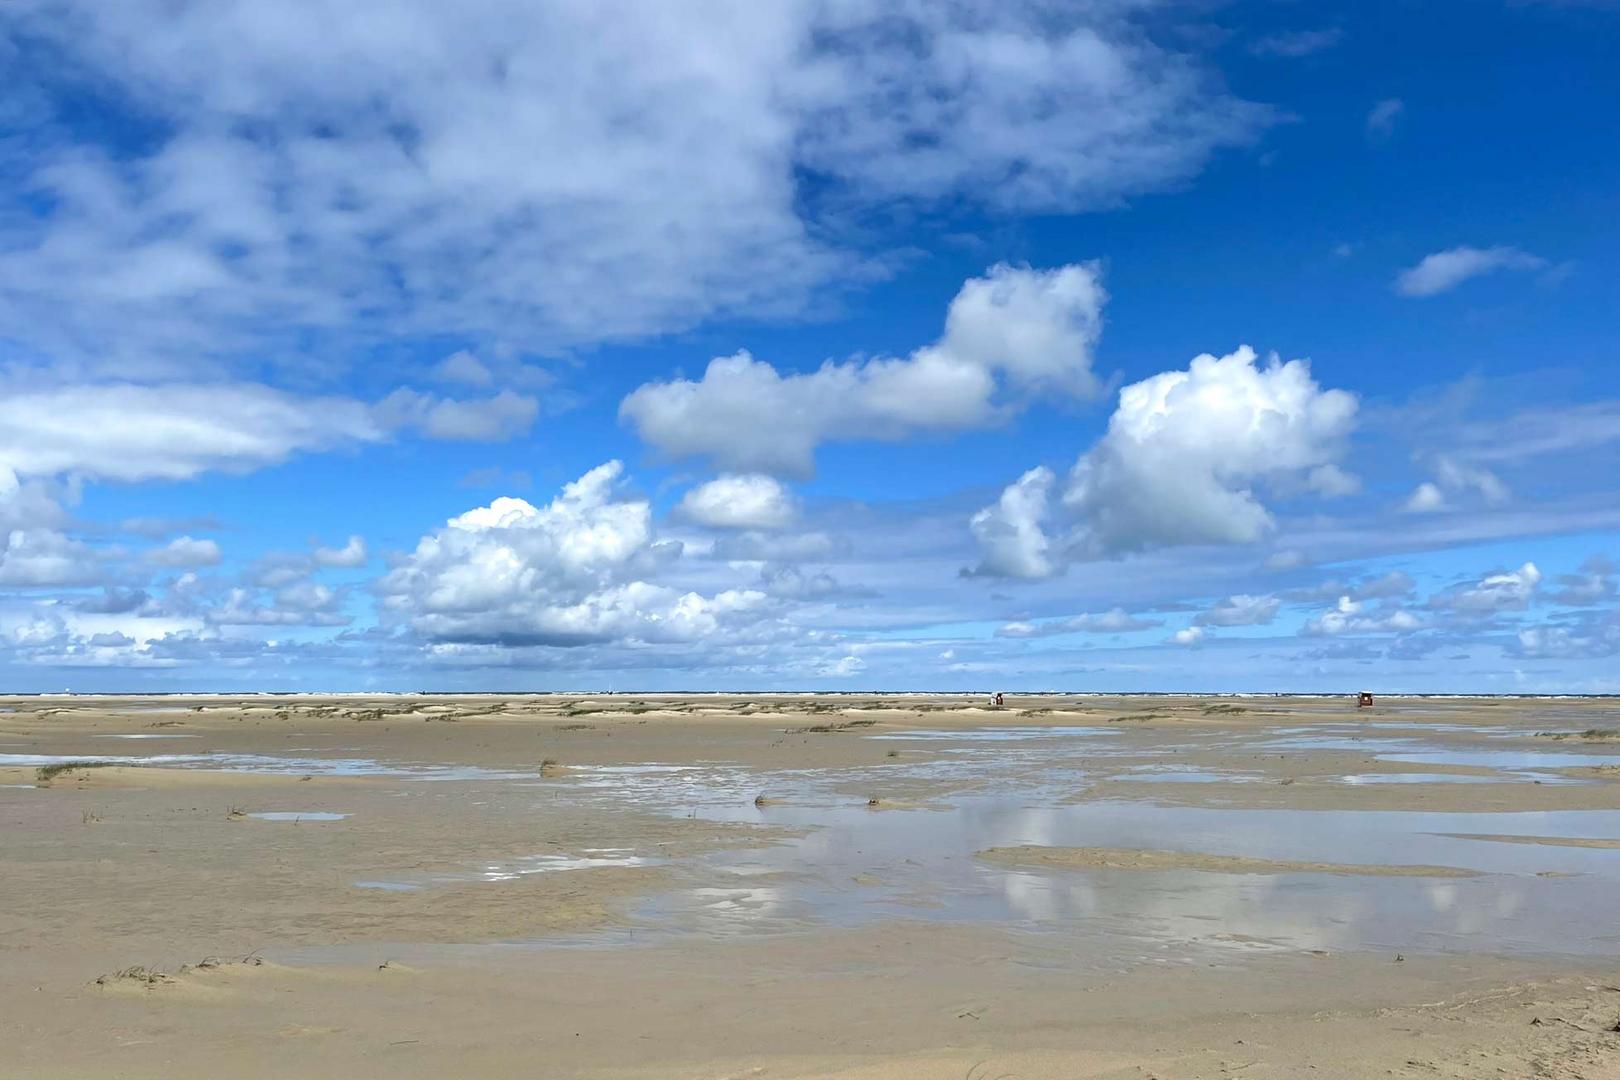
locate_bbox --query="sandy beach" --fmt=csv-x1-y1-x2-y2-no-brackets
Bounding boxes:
4,693,1619,1078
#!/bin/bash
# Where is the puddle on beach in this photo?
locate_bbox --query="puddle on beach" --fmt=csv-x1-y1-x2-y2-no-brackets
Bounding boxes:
1379,749,1620,771
1258,727,1620,780
10,707,1620,963
353,848,653,892
246,811,349,822
1120,766,1263,784
631,797,1620,959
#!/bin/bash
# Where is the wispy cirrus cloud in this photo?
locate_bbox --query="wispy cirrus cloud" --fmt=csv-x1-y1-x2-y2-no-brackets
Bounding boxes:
1394,245,1548,297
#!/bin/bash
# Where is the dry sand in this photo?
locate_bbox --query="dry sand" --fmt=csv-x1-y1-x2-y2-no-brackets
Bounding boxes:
3,692,1619,1078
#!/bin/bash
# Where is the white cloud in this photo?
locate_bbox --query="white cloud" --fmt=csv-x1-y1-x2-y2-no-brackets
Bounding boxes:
1394,246,1548,298
0,382,382,483
379,461,777,647
433,350,494,387
1306,464,1361,497
621,263,1108,475
1366,98,1404,138
1066,347,1356,555
1170,626,1205,646
1430,562,1541,614
969,347,1358,575
0,529,101,587
818,654,865,678
1513,616,1620,660
313,535,368,568
1194,594,1280,627
997,608,1162,637
146,535,222,568
1403,482,1448,514
1402,455,1510,513
2,3,1267,374
209,586,349,627
934,262,1109,400
0,381,534,514
967,466,1058,580
376,389,539,442
1304,596,1422,636
677,475,797,530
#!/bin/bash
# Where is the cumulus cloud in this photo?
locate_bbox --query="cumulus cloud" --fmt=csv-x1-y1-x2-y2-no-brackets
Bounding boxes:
146,535,222,568
1430,562,1541,614
1303,596,1422,636
313,536,368,568
1194,594,1280,627
1,3,1267,375
677,475,797,530
1394,246,1548,297
967,467,1058,579
1402,455,1510,513
1170,626,1205,646
997,608,1162,638
0,529,102,587
818,655,865,678
1403,482,1448,514
970,347,1357,576
1064,347,1356,554
621,263,1108,475
209,586,349,627
379,461,778,647
1511,613,1620,659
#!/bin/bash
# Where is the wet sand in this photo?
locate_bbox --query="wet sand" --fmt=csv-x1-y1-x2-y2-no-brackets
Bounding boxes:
977,844,1482,876
3,693,1619,1078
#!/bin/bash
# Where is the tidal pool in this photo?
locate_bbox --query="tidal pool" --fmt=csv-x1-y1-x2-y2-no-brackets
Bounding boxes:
631,797,1620,958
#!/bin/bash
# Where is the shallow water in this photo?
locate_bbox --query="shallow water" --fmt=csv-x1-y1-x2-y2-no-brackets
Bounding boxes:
1379,749,1620,771
352,847,654,892
631,797,1620,957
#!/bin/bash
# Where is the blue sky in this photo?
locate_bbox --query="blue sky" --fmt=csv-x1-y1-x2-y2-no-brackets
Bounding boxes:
1,0,1617,692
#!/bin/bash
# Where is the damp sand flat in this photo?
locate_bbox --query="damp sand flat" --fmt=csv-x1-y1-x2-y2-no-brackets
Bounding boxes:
977,844,1480,877
4,692,1620,1079
1441,832,1620,849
